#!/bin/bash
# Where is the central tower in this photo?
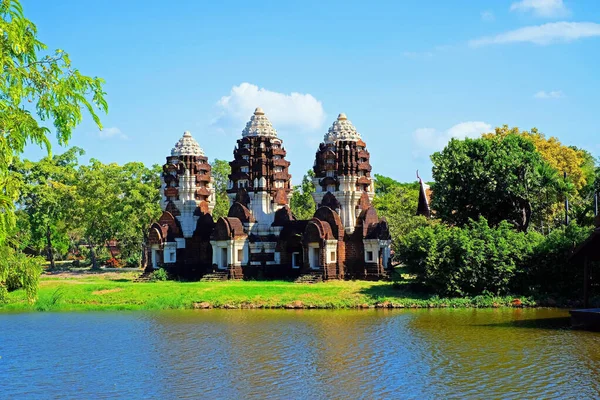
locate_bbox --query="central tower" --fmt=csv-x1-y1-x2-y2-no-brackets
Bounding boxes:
312,113,375,233
226,107,292,227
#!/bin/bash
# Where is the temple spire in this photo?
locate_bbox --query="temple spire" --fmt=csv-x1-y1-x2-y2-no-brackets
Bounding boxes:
416,170,431,218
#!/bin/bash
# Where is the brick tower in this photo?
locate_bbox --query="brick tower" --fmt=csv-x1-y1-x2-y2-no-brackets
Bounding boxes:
312,113,375,233
226,107,292,227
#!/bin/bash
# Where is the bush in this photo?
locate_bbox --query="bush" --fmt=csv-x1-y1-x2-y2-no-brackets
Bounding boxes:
523,223,592,295
104,257,122,268
398,217,543,296
0,246,44,303
151,268,169,281
124,255,141,268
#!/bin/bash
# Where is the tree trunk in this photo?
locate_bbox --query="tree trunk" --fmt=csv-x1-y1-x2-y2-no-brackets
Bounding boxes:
140,231,149,269
46,225,55,270
523,201,532,232
88,237,99,270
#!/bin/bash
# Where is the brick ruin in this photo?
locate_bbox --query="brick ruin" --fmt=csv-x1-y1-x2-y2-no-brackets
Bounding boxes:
147,108,391,280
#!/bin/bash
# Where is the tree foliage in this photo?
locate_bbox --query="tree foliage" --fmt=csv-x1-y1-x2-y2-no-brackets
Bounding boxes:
290,170,316,220
431,134,553,232
372,175,429,256
73,160,160,269
210,159,231,220
484,126,590,190
0,0,107,241
13,147,82,269
521,223,593,295
0,0,106,301
398,217,543,296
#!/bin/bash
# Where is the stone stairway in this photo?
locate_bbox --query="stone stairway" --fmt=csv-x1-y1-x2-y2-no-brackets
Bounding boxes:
294,272,323,284
133,271,153,283
200,271,229,282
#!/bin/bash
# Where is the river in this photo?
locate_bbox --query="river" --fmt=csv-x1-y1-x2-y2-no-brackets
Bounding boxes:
1,309,599,399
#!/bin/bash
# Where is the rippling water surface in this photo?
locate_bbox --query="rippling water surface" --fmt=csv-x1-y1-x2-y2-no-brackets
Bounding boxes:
1,309,599,399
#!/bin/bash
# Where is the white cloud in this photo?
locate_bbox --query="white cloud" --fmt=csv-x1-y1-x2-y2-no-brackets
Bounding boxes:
481,11,495,22
214,83,326,131
98,127,127,140
402,51,434,58
469,22,600,46
510,0,570,18
534,90,564,98
413,121,492,154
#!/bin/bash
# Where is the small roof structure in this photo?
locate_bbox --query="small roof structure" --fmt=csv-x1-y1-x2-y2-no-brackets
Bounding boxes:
416,171,431,218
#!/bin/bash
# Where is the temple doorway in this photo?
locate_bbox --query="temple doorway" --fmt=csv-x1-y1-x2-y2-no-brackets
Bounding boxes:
220,248,228,269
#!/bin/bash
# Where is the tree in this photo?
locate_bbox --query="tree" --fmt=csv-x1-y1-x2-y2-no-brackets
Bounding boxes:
398,217,543,296
431,134,552,232
14,147,82,269
73,160,160,269
290,170,316,220
372,176,429,256
110,162,161,266
569,150,599,227
210,159,231,220
484,126,590,190
373,174,401,195
0,0,106,301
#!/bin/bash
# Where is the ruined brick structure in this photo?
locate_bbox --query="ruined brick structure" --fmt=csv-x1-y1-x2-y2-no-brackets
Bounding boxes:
148,108,391,280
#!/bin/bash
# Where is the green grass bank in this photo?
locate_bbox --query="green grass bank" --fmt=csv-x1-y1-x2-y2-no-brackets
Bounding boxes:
0,270,551,312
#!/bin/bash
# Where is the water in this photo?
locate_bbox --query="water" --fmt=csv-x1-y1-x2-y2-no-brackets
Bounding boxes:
1,309,599,399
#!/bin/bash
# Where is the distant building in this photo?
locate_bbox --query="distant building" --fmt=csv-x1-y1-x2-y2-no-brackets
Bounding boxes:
148,108,391,280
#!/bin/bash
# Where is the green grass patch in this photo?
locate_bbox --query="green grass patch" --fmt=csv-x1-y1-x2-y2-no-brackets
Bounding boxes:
0,271,543,312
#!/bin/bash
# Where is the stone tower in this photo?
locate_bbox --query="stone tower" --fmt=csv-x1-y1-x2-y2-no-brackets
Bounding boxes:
312,113,375,233
226,107,292,227
160,131,215,238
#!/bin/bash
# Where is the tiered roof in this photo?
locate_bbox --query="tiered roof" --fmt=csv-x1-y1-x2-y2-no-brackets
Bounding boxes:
241,107,278,138
324,113,362,144
171,131,205,157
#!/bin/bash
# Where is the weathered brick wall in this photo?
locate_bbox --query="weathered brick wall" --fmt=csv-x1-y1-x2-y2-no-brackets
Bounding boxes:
344,234,365,278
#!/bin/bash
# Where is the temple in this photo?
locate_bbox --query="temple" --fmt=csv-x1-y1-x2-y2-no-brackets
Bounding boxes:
147,108,391,280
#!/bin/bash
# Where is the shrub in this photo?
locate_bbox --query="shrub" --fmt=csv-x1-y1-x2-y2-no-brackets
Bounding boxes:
0,246,44,303
398,217,543,296
125,255,141,268
104,257,122,268
151,268,169,281
522,223,592,295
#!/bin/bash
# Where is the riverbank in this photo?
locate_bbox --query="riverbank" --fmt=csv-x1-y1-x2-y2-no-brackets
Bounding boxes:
0,269,569,311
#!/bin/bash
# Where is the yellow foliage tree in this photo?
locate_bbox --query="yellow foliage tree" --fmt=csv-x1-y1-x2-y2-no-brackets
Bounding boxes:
484,125,588,190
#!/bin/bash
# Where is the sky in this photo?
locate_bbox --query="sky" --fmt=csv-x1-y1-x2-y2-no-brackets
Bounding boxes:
21,0,600,183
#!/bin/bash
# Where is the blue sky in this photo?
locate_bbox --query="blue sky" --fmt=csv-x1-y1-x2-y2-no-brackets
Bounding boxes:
22,0,600,183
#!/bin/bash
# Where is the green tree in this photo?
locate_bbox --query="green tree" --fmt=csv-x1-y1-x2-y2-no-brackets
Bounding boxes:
0,0,106,301
373,174,401,195
398,217,543,296
14,147,82,269
74,160,160,269
431,134,552,232
111,162,161,266
210,159,231,220
484,126,590,190
372,176,429,256
290,170,316,220
570,150,599,227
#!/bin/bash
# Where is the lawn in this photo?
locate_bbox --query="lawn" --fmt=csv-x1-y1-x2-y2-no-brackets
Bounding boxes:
0,270,537,312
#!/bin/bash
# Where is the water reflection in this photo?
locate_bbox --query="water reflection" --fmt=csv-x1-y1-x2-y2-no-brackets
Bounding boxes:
1,309,599,399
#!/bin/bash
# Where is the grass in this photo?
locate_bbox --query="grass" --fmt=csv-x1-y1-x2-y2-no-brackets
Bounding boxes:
0,270,541,312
